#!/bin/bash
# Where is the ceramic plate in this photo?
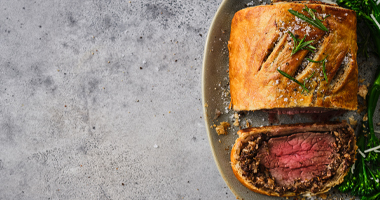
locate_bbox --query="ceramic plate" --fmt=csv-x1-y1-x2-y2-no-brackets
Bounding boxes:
202,0,379,199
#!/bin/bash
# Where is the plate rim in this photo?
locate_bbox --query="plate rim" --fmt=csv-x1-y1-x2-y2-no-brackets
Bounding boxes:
201,0,241,198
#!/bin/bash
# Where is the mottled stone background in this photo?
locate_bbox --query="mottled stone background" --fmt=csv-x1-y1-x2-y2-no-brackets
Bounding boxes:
0,0,235,199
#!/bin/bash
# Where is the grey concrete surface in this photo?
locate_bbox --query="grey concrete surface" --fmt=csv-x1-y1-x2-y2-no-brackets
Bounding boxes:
0,0,234,199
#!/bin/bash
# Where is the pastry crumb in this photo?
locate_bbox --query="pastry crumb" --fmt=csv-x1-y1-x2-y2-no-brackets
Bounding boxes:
233,119,239,127
233,113,240,127
216,122,231,135
358,85,368,99
363,113,368,121
349,116,357,126
245,119,250,128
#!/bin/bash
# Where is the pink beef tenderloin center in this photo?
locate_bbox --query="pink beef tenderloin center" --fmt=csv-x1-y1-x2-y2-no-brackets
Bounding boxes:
258,132,335,186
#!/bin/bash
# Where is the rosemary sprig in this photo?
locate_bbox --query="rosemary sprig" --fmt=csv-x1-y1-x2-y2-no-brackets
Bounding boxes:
322,14,331,21
306,71,316,81
303,6,317,20
288,6,329,32
306,55,329,82
322,59,328,82
277,69,314,93
288,31,316,55
305,55,328,63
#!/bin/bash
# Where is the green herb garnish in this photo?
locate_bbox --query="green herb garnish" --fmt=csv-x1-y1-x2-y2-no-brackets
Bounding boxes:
277,69,314,93
288,31,316,55
306,55,329,82
302,6,317,20
321,59,328,82
322,14,331,21
305,71,315,81
288,6,329,32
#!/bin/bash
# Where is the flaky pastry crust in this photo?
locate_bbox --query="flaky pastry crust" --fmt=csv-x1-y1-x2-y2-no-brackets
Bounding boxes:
228,2,358,111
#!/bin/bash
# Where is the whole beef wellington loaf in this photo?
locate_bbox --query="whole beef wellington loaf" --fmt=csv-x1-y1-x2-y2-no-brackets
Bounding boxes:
230,121,357,197
228,2,358,113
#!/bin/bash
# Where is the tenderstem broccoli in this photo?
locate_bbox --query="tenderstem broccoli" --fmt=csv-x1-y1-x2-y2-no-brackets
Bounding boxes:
336,0,380,199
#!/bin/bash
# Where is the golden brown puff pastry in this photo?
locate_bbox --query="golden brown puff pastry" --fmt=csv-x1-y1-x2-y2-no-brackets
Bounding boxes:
228,2,358,111
230,121,357,197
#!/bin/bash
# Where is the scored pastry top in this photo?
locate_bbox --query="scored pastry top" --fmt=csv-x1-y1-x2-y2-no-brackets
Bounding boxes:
228,2,358,111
